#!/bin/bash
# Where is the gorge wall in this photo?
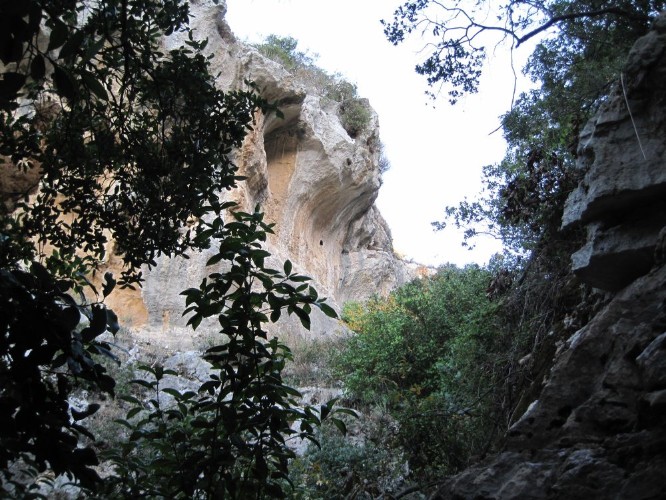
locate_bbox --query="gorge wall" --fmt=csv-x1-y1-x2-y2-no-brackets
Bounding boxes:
436,13,666,499
103,1,413,344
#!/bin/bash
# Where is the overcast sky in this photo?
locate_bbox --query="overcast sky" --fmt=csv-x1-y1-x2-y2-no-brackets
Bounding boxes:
225,0,534,267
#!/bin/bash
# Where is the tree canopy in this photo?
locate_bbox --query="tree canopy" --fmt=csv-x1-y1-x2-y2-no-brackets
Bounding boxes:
385,0,664,255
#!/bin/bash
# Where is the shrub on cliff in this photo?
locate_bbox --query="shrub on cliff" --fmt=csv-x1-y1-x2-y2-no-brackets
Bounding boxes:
255,34,315,71
254,34,373,138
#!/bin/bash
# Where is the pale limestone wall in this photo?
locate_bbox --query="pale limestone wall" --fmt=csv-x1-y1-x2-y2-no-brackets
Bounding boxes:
103,0,412,340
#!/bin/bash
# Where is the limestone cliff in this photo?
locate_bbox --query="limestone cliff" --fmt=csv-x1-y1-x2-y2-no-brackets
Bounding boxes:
435,13,666,499
104,0,412,341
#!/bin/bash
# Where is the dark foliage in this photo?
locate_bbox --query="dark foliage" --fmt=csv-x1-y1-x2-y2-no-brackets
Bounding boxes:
0,1,343,495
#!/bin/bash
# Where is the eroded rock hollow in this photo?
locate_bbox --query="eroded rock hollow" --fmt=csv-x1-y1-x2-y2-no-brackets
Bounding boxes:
102,0,412,344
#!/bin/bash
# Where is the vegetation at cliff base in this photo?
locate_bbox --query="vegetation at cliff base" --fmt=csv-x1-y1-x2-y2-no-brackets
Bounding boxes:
1,0,664,497
282,2,665,495
336,265,503,479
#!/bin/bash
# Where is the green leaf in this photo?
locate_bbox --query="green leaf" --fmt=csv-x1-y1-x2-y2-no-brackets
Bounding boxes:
126,407,142,420
331,417,347,436
82,70,107,100
113,418,134,429
130,379,154,390
0,71,26,102
292,306,310,330
47,20,68,51
119,395,142,406
106,308,120,335
71,403,100,421
98,374,116,395
80,304,107,342
161,388,183,399
206,253,224,266
53,65,77,100
283,260,292,275
332,408,359,418
316,301,338,319
102,272,116,298
30,54,45,80
58,29,84,59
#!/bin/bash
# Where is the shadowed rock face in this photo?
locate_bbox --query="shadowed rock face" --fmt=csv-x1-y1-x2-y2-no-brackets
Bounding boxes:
435,13,666,500
562,12,666,291
102,0,412,340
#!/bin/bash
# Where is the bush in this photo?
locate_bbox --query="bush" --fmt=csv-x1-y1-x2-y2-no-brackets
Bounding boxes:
335,265,504,479
289,417,407,499
254,35,372,137
255,35,314,71
339,99,372,138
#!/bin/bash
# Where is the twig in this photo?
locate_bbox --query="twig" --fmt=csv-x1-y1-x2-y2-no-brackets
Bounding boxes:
620,72,647,160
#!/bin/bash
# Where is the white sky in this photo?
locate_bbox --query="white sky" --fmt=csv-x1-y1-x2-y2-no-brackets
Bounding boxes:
224,0,534,267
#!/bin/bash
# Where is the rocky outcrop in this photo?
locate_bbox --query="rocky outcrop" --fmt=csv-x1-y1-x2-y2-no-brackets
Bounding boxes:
104,0,411,339
434,13,666,499
562,12,666,291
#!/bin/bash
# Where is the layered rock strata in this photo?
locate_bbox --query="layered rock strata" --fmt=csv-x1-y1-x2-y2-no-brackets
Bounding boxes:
435,13,666,499
562,12,666,291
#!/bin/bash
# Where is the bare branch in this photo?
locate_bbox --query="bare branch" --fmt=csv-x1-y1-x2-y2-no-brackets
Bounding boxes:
515,8,650,46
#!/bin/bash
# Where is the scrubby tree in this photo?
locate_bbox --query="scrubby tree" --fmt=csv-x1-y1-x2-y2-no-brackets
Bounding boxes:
336,265,504,480
384,0,664,252
255,34,373,138
368,2,664,488
0,1,339,495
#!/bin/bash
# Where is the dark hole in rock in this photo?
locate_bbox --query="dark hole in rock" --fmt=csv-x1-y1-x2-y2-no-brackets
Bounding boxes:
558,405,573,418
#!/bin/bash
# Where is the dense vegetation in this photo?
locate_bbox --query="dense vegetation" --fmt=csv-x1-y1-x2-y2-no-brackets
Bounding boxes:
338,265,502,478
283,1,665,496
0,1,343,497
1,0,664,497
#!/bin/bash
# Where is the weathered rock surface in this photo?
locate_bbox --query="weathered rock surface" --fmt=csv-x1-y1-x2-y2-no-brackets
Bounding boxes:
562,12,666,291
434,13,666,500
437,265,666,499
104,0,412,339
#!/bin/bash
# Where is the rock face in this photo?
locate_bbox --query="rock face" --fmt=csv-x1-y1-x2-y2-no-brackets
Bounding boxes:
104,0,411,340
435,13,666,499
561,12,666,291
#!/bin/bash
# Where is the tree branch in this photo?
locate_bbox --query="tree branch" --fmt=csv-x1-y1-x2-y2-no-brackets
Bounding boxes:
516,8,648,46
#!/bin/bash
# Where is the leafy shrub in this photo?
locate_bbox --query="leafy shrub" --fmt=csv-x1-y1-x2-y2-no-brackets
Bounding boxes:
289,417,406,500
339,99,372,138
94,210,346,499
335,264,504,479
255,35,314,71
281,334,347,388
1,4,353,494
